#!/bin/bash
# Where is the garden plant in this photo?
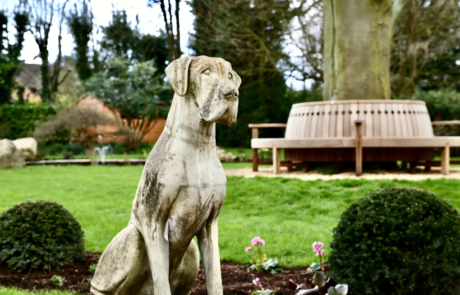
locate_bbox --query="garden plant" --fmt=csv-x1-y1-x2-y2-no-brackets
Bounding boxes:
329,187,460,295
291,241,348,295
0,200,85,272
246,236,282,274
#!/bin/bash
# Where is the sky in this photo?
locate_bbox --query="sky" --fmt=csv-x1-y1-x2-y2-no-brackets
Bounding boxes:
10,0,196,64
5,0,308,90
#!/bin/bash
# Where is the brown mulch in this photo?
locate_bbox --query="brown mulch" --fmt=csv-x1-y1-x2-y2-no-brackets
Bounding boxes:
0,253,306,294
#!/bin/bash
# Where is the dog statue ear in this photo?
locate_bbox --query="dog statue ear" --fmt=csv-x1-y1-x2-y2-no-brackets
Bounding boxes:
233,71,242,88
165,56,194,96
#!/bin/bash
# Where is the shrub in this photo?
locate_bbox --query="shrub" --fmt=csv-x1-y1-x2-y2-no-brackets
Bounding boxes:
66,144,84,156
411,88,460,121
0,200,85,272
328,187,460,295
33,106,114,146
0,104,56,140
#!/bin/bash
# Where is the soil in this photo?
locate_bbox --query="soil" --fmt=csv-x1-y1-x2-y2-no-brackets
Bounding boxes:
0,253,307,294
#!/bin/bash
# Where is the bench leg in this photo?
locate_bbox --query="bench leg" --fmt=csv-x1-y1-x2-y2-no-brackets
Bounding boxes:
401,161,408,170
355,120,363,176
273,145,280,174
355,142,363,176
409,162,417,174
302,163,309,173
441,143,450,175
424,165,431,172
252,148,258,172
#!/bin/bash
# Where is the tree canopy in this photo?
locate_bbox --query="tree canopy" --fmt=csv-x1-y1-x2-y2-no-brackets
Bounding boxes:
84,57,169,149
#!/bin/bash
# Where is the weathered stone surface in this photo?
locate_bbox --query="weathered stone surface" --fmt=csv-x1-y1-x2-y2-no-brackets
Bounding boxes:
91,56,241,295
0,139,25,168
12,137,37,160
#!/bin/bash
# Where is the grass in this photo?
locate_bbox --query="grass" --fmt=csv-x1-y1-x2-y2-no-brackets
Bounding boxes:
434,156,460,167
0,288,73,295
1,167,460,269
38,147,287,162
41,154,146,160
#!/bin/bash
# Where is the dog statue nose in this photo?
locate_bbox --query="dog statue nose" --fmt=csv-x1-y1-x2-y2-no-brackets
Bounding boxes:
223,86,234,97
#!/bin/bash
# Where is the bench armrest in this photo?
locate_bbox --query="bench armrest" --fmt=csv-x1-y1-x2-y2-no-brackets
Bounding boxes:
432,120,460,126
249,123,287,139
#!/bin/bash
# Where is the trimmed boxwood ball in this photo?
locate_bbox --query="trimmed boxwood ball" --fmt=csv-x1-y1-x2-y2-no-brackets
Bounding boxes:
329,188,460,295
0,200,84,272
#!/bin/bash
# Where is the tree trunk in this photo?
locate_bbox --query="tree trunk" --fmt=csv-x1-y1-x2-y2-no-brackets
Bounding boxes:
323,0,406,101
39,47,52,102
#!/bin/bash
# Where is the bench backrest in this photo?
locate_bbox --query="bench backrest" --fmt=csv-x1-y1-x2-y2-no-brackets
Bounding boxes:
285,100,434,139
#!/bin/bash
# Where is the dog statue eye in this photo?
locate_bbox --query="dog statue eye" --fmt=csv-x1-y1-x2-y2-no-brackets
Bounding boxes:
202,69,210,75
228,73,233,80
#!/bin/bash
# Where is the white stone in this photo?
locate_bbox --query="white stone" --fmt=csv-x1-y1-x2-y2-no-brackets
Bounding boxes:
216,146,237,162
90,56,242,295
12,137,37,160
0,139,25,168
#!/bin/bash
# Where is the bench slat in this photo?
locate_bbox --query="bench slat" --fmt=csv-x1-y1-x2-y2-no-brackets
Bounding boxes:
252,137,460,149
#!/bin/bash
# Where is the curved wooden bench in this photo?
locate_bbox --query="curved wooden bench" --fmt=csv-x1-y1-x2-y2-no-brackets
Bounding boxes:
250,100,460,175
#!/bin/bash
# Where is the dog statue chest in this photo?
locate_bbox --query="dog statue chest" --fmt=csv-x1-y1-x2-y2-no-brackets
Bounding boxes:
163,156,226,244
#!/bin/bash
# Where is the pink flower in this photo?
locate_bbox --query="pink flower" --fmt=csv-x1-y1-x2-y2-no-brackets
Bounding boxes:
312,241,324,252
253,278,260,286
307,267,311,273
245,247,252,252
316,249,325,257
251,237,265,246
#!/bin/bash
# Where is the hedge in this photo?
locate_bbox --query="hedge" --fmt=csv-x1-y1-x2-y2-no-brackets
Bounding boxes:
0,104,56,140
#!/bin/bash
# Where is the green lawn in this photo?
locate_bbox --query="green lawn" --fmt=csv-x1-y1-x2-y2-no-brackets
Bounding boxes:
0,288,73,295
1,166,460,269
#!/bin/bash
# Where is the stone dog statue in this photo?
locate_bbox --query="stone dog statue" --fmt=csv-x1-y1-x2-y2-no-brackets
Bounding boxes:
90,56,241,295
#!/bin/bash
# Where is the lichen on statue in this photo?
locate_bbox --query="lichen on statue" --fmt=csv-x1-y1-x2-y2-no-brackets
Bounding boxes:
90,56,241,295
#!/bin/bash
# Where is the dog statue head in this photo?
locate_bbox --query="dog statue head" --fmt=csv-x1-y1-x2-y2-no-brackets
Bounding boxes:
165,56,241,126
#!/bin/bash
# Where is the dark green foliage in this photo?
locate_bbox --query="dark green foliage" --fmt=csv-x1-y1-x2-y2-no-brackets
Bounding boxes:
0,200,85,272
0,7,29,104
411,89,460,155
329,188,460,295
38,143,85,159
216,85,321,147
112,142,154,155
192,0,302,146
0,104,56,139
101,10,136,58
67,1,93,81
134,34,169,73
99,10,169,74
411,89,460,121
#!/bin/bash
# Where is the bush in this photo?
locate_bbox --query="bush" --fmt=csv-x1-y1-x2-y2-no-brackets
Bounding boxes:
0,104,56,140
0,200,85,272
411,88,460,121
65,144,85,156
112,142,154,154
329,188,460,295
410,89,460,155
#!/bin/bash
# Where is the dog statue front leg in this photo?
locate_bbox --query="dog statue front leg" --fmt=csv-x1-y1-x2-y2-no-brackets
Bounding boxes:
142,221,171,295
197,218,223,295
